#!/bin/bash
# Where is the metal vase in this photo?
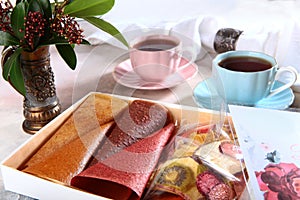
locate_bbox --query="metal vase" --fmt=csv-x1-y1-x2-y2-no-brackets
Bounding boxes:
21,46,61,134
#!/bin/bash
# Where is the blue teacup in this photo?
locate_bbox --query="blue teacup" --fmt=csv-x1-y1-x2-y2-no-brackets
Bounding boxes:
212,51,297,106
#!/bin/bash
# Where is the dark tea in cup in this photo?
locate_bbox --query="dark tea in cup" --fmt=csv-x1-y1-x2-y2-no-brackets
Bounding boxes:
218,56,273,72
134,39,178,52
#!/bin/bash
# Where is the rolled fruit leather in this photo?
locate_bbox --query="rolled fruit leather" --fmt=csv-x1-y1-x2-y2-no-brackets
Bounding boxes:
88,99,174,163
21,93,128,185
71,100,176,199
71,123,175,200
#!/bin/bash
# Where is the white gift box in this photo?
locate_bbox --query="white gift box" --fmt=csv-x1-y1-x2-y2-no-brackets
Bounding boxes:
1,93,247,200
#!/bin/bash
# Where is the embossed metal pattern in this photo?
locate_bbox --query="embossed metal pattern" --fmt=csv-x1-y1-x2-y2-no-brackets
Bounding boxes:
22,57,56,102
20,46,61,134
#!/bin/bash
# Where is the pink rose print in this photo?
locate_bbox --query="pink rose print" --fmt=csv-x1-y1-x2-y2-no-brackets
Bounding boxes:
256,162,300,200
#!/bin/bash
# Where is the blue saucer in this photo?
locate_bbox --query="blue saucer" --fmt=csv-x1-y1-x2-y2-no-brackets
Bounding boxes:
193,78,294,110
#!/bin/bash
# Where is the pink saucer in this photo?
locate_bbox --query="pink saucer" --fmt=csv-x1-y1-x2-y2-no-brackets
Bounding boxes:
113,58,198,90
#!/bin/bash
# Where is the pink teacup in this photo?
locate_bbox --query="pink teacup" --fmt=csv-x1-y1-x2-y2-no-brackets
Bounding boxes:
129,34,183,82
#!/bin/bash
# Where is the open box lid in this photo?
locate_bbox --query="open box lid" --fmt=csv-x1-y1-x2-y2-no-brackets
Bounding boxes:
229,105,300,200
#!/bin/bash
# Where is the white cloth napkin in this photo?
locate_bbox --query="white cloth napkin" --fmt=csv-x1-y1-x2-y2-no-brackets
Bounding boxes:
80,7,300,92
83,16,205,60
82,15,297,66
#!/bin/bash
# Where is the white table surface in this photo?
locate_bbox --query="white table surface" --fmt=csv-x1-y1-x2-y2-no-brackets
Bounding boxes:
1,0,300,199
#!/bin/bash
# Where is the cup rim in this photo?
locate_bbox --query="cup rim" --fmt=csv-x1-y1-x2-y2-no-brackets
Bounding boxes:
213,50,277,73
129,34,181,51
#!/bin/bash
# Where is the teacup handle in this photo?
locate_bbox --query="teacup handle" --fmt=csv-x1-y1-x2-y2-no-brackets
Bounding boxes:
164,46,197,84
177,46,197,71
268,66,297,97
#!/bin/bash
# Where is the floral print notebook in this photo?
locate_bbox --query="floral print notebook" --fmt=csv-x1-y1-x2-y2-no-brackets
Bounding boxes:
229,105,300,200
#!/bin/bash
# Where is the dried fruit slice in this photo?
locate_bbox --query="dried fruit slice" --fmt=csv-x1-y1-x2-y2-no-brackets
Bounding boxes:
208,183,234,200
196,171,222,195
151,157,204,200
156,161,194,192
219,141,243,160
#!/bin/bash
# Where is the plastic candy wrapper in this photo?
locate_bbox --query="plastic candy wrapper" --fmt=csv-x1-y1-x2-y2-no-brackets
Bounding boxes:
143,122,248,200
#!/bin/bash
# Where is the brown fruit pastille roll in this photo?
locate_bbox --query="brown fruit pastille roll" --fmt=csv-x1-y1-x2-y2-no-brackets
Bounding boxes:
22,122,113,184
21,93,128,185
90,99,173,163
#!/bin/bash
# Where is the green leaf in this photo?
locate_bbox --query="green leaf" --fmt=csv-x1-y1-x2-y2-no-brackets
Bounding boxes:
11,2,26,39
55,44,77,70
83,17,128,48
41,37,70,45
2,48,25,96
28,0,43,12
39,35,90,47
0,32,20,46
9,56,26,96
64,0,114,17
2,48,22,80
36,0,52,19
81,39,90,45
